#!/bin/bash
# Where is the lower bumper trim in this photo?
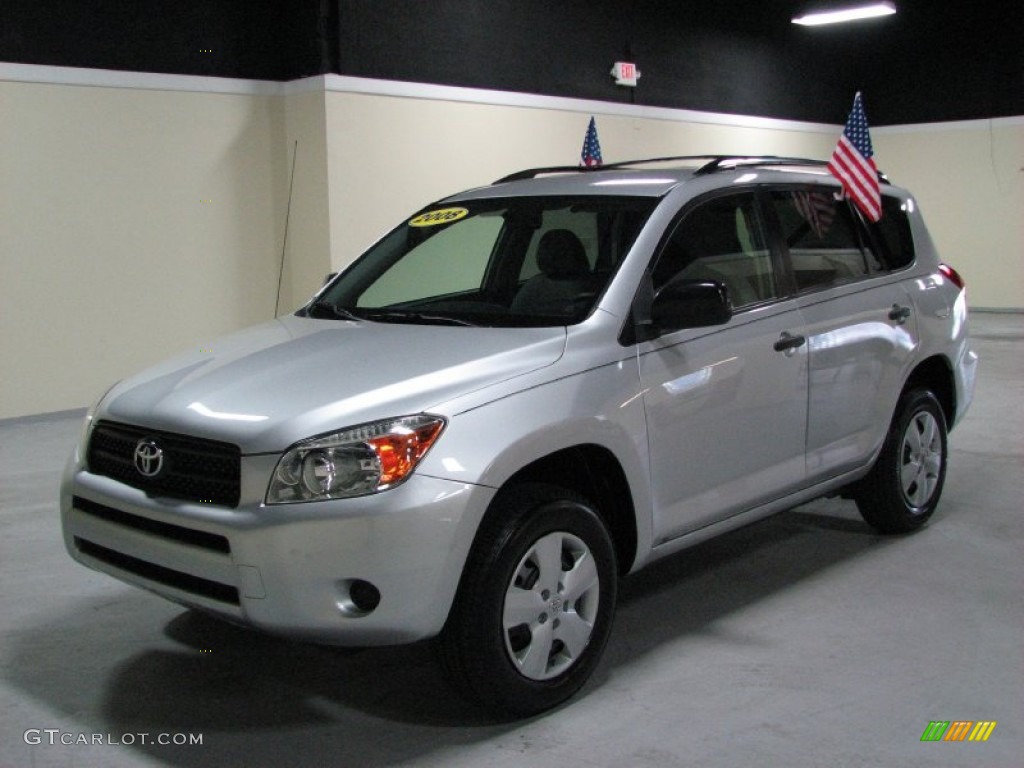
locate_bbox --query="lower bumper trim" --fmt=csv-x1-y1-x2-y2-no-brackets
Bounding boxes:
74,537,240,605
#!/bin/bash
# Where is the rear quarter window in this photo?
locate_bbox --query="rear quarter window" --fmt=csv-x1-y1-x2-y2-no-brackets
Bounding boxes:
868,196,916,271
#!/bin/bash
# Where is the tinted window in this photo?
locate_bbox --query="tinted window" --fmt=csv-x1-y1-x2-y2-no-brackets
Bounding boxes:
868,196,916,271
769,190,873,291
653,192,776,309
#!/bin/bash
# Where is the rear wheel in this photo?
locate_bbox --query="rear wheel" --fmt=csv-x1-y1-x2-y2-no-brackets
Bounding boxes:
440,482,617,717
854,389,948,533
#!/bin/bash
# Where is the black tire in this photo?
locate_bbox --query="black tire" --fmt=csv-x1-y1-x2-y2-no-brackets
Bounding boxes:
439,482,618,717
854,389,948,534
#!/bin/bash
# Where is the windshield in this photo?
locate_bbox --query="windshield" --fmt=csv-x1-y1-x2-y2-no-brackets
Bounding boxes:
306,196,656,327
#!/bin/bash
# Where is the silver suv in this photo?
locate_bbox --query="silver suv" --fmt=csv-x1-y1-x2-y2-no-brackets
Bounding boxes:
61,156,978,716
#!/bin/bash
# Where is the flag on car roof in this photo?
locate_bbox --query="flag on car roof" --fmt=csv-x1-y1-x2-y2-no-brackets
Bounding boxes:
580,116,603,167
827,92,881,221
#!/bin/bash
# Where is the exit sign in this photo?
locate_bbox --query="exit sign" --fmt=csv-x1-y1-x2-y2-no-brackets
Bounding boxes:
611,61,640,87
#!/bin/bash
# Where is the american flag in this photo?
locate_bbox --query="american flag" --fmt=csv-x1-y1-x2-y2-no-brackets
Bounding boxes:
580,116,603,167
827,92,881,221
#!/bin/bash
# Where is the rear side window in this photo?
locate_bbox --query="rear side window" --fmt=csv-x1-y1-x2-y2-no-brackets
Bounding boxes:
769,189,872,291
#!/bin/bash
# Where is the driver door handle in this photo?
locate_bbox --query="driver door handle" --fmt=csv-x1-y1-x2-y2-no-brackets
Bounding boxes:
774,331,806,355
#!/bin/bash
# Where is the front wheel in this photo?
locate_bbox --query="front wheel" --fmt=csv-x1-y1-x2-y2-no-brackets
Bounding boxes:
854,389,948,533
439,483,617,717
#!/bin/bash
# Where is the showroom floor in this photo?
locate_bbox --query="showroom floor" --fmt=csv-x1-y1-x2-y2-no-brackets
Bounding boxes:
1,313,1020,768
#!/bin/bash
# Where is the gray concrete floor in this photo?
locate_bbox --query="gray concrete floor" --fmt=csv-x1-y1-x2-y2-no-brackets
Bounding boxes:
1,313,1021,768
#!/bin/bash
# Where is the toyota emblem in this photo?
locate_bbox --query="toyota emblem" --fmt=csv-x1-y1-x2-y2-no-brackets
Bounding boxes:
133,438,164,478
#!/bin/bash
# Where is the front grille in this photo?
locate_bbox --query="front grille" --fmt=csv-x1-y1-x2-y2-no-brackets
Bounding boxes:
74,496,230,554
88,421,241,507
75,538,240,605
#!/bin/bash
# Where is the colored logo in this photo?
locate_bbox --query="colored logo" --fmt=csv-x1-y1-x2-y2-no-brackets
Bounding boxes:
133,439,164,478
920,721,997,742
408,207,469,227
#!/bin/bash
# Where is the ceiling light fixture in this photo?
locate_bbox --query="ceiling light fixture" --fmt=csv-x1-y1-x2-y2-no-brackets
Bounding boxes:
792,1,896,26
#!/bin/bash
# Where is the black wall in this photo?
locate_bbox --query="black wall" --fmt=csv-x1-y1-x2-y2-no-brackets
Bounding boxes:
2,0,1020,125
0,0,323,80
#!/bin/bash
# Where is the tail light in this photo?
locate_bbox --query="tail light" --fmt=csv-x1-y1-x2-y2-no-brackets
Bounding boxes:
938,263,965,290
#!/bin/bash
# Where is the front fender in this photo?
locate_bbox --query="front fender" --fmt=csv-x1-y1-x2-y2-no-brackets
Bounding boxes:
417,357,654,566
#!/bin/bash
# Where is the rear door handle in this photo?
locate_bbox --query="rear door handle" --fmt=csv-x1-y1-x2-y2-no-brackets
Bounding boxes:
888,304,912,324
774,331,806,355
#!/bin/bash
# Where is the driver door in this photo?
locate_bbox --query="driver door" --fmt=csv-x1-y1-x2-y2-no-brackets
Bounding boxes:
638,191,809,544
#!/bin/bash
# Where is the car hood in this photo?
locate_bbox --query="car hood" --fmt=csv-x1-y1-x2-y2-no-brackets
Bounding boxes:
99,315,567,453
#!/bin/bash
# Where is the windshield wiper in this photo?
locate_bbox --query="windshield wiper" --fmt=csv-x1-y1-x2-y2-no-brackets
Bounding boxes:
307,299,362,322
360,310,478,327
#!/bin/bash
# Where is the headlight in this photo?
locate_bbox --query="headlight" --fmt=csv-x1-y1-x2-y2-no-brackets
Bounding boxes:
266,414,446,504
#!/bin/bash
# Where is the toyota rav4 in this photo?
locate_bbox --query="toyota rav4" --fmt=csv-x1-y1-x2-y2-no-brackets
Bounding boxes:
61,156,978,716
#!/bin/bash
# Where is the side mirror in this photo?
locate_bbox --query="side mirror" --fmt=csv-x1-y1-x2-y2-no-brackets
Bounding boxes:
322,272,338,286
650,278,732,333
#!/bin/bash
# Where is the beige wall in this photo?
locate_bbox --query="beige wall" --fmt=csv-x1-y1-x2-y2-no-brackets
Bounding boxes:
875,119,1024,310
1,74,286,419
324,88,838,270
277,86,333,313
1,66,1020,419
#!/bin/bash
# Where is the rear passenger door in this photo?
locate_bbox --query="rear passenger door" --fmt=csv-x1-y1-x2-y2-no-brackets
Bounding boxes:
766,188,919,479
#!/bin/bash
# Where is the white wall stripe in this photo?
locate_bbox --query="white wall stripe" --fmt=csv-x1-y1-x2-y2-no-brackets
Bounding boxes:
2,62,1020,132
0,62,282,96
315,74,841,133
873,115,1024,133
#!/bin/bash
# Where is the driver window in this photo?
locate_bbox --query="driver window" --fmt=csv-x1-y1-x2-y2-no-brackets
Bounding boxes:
652,193,775,309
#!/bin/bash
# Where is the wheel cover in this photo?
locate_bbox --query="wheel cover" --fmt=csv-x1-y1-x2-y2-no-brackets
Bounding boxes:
899,410,943,510
502,531,600,681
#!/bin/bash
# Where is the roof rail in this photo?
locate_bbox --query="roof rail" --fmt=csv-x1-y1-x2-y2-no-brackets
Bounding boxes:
693,156,827,174
693,155,890,182
495,165,600,184
494,155,889,185
494,155,722,184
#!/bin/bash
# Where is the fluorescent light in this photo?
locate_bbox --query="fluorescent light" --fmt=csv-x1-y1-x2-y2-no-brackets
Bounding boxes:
792,2,896,26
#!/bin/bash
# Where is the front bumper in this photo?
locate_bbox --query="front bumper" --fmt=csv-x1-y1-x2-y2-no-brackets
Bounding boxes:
60,452,494,645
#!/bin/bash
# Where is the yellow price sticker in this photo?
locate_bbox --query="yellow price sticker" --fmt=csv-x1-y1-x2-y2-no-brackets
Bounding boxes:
408,207,469,227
